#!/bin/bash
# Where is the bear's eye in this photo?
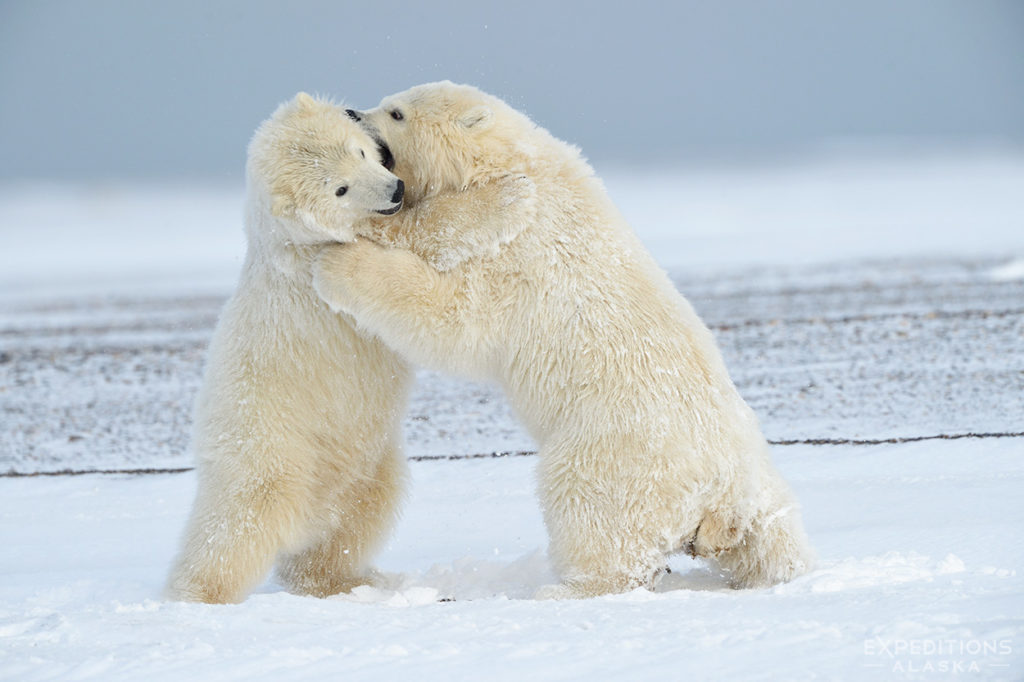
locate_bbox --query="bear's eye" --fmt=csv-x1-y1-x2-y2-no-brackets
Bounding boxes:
360,149,365,159
390,109,404,121
335,186,348,197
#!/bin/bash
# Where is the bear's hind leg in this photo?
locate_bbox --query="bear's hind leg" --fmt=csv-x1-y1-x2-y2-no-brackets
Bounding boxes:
277,447,407,598
166,470,314,604
536,442,672,599
702,480,814,589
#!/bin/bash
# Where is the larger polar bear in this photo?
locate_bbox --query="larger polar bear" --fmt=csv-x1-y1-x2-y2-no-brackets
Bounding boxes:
315,82,815,597
166,93,413,603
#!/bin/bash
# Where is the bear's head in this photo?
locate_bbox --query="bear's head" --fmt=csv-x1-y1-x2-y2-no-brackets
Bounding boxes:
248,92,404,243
351,81,534,204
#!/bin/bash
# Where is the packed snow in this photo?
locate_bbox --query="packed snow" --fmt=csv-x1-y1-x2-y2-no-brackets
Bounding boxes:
1,150,1023,680
1,440,1022,680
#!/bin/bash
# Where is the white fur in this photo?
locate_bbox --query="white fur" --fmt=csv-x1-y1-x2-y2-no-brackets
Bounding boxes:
314,82,815,598
166,93,412,603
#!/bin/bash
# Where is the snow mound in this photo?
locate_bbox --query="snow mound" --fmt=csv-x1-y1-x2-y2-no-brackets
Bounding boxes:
333,552,557,604
774,552,969,595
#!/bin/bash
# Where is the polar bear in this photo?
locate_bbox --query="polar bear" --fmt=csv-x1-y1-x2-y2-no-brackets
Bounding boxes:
314,82,814,598
166,93,413,603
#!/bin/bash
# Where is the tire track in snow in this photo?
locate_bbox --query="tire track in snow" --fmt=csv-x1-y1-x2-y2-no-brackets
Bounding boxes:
5,431,1024,477
2,257,1022,475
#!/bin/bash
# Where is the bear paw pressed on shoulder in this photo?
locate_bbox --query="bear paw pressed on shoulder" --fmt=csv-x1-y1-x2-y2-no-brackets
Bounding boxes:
418,174,538,272
312,241,365,313
496,173,535,208
313,238,425,315
490,173,536,238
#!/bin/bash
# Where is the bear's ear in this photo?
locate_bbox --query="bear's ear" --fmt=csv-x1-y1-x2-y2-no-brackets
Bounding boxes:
295,92,317,112
457,105,493,131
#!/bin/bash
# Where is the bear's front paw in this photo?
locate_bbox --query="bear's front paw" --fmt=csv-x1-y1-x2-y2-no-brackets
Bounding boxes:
312,242,362,313
499,173,536,207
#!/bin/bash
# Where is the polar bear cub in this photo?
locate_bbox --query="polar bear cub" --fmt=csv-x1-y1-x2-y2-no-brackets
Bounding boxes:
315,82,814,597
166,93,413,603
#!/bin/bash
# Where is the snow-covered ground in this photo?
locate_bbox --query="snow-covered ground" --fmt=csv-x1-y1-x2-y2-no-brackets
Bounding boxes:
3,150,1024,297
2,150,1023,680
1,440,1021,681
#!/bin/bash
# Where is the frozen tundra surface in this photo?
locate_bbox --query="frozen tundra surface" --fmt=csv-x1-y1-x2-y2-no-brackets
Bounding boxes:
2,257,1022,473
0,439,1021,681
2,155,1023,679
2,257,1022,679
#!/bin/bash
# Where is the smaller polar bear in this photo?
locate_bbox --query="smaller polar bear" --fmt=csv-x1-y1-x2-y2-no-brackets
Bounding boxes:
166,93,413,603
315,82,814,598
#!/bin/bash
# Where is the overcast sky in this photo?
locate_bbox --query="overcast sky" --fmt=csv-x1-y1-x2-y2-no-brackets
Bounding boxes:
1,0,1022,181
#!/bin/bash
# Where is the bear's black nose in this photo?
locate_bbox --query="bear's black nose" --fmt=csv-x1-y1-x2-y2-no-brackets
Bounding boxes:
345,108,362,122
377,140,395,171
391,179,404,204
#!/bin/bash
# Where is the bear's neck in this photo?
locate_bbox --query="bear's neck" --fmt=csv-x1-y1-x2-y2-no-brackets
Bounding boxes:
243,199,318,286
